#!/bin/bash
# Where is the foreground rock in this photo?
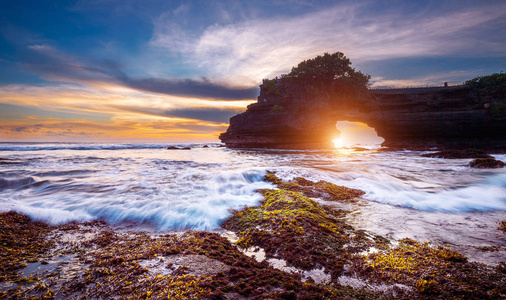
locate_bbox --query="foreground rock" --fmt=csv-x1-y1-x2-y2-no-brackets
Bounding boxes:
1,213,349,299
2,174,505,299
469,158,506,168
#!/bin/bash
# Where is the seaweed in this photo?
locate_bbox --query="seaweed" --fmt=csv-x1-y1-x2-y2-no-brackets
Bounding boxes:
352,238,506,299
498,221,506,233
0,211,53,282
265,171,365,202
222,175,378,281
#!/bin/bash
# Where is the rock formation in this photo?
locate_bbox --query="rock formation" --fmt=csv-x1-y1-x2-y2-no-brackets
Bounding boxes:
220,84,506,150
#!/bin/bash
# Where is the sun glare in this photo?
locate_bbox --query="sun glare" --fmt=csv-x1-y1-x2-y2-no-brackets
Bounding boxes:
334,121,384,148
333,137,343,148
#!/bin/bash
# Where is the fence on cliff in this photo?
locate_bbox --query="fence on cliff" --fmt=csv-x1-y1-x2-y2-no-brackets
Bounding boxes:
369,84,465,95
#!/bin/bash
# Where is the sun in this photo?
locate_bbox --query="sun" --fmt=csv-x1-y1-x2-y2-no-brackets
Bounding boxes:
333,137,343,148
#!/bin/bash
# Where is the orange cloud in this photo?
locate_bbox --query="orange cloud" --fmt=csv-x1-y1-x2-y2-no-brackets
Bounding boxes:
0,83,252,142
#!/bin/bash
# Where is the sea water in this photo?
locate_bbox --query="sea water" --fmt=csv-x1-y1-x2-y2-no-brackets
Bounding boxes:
1,142,505,262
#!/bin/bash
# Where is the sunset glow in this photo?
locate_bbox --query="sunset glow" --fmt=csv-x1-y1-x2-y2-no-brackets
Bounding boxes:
333,137,343,148
1,1,505,142
334,121,384,147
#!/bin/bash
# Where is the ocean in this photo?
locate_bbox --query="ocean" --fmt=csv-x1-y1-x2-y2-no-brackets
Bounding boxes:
1,142,505,262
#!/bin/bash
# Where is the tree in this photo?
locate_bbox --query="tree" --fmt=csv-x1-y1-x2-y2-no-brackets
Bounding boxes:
279,52,370,104
465,73,506,103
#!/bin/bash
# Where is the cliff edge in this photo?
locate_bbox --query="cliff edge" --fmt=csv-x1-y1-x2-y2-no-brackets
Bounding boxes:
220,56,506,150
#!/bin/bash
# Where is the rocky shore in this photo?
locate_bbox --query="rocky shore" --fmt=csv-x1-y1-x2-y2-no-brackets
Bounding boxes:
1,174,505,299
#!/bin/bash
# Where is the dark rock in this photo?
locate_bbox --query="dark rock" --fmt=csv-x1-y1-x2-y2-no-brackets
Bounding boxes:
352,147,369,151
421,150,492,159
220,84,506,150
0,158,22,165
469,158,505,168
203,145,209,148
167,146,191,150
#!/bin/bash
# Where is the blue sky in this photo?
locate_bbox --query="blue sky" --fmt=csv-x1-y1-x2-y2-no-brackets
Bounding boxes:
1,0,505,141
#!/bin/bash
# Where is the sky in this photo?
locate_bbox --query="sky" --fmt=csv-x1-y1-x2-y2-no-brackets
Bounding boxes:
0,0,505,142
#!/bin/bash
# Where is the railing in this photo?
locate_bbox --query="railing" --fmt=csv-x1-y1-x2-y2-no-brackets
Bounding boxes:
369,84,465,94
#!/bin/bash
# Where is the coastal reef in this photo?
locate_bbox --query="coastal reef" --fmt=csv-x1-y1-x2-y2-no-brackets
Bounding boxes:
222,173,379,281
1,173,505,299
0,212,381,299
220,53,506,150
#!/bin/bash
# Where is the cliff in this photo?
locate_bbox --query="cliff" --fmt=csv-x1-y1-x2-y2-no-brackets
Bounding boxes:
220,84,506,150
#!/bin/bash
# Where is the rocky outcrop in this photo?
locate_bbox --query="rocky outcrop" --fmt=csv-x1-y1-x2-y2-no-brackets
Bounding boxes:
421,150,492,159
469,158,505,168
220,84,506,150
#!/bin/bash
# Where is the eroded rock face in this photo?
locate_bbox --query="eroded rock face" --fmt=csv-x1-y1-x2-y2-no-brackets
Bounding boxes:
220,85,506,150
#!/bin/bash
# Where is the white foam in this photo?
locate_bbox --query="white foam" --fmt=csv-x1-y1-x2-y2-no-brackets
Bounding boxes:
353,173,506,212
0,167,273,230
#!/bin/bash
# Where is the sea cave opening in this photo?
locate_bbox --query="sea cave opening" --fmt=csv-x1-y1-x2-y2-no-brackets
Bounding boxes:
333,121,384,148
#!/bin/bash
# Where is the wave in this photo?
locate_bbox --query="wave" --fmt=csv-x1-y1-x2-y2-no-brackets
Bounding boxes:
346,173,506,212
273,165,506,213
0,177,37,191
0,169,273,230
0,143,218,152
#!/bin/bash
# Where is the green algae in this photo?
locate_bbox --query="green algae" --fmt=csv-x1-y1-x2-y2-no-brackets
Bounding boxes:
0,212,363,299
264,171,365,202
352,238,506,299
222,186,379,281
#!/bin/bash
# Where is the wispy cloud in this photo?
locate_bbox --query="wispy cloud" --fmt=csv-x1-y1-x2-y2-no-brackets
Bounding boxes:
151,2,506,85
0,115,228,142
17,44,258,100
0,81,252,141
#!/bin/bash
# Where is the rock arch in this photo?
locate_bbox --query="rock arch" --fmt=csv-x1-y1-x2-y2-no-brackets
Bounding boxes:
220,85,506,150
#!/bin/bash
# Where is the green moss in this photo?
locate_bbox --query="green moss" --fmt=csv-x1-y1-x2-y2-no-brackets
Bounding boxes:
353,238,506,299
265,171,365,202
222,187,379,279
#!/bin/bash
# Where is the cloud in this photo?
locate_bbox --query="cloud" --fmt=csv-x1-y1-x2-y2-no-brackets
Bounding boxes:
10,126,28,132
151,1,506,84
370,70,479,88
112,105,243,123
0,116,228,142
17,44,258,100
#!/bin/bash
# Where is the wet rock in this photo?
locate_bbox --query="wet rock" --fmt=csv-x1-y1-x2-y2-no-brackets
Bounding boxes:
0,158,22,165
166,146,191,150
421,149,492,159
468,158,505,168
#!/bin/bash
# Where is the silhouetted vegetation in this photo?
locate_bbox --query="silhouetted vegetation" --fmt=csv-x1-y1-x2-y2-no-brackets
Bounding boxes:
261,52,371,105
465,73,506,110
465,72,506,90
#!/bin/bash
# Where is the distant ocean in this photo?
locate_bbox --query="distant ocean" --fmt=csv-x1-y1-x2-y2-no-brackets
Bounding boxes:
1,142,505,255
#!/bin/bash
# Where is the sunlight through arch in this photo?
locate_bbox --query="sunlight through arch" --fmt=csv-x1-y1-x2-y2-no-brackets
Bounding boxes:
334,121,384,148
